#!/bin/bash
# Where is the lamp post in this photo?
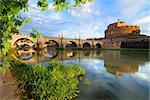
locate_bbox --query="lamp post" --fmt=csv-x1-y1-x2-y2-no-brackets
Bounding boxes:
78,35,81,48
91,33,94,48
60,33,63,48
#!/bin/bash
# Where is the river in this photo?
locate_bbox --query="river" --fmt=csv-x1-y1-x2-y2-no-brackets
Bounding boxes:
10,48,150,100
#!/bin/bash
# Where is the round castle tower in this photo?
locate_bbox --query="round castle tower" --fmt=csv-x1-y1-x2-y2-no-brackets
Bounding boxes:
105,21,140,39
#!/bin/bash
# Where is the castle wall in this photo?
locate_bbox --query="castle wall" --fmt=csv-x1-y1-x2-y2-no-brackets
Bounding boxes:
102,39,122,49
102,36,150,49
121,40,149,49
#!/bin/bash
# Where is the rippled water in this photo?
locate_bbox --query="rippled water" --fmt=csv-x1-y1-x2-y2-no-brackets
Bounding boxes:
11,49,150,100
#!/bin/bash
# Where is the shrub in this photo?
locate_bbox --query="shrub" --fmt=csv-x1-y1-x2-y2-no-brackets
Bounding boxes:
10,61,85,100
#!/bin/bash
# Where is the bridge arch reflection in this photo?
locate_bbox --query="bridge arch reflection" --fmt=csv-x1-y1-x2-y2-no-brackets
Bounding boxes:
43,48,59,59
14,49,35,60
66,51,77,57
83,50,91,56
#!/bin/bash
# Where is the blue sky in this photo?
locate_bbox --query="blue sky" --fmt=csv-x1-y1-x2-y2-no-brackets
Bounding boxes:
20,0,150,39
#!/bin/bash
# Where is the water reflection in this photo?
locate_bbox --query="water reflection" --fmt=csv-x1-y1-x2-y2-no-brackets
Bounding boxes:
14,49,35,60
11,48,150,100
83,50,91,56
12,49,149,76
43,48,58,59
66,50,77,57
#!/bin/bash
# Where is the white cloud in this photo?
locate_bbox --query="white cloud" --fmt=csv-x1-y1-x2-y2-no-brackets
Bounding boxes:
33,17,42,21
81,2,100,16
69,2,100,17
70,10,81,17
81,2,93,13
118,0,147,19
25,2,62,21
134,16,150,24
50,13,61,21
135,62,150,81
134,16,150,36
74,22,102,39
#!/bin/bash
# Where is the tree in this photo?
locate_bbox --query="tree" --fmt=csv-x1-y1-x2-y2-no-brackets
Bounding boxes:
0,0,94,55
29,29,43,49
11,27,19,34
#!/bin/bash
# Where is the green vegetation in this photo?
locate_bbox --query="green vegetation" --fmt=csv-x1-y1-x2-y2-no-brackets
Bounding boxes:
10,61,85,100
0,56,11,74
29,29,42,43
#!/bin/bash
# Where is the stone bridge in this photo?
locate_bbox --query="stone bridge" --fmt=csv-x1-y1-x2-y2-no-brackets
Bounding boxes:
39,36,104,49
11,34,104,49
11,34,150,49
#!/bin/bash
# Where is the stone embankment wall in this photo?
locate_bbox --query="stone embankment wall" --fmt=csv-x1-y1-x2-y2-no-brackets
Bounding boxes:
121,40,149,49
102,36,150,49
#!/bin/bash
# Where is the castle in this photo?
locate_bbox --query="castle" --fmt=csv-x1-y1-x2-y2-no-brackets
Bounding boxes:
88,21,149,49
105,21,140,39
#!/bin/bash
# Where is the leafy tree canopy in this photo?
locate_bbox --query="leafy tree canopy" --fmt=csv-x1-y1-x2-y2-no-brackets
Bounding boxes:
0,0,94,55
30,29,42,43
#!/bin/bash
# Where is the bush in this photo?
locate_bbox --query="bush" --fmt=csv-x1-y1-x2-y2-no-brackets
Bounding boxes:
10,61,85,100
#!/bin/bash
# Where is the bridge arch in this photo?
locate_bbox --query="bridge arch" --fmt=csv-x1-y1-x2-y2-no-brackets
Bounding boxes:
95,43,101,48
11,34,34,48
14,38,34,48
65,41,77,48
45,40,59,48
83,42,91,48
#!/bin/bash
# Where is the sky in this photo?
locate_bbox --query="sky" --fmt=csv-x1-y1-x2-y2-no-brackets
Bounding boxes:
20,0,150,39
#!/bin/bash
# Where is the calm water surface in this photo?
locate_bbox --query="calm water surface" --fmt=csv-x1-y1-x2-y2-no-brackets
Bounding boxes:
11,49,150,100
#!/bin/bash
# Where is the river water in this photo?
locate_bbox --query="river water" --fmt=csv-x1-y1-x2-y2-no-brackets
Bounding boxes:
11,48,150,100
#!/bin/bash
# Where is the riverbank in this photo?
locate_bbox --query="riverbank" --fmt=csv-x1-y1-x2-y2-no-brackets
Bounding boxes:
0,69,20,100
0,61,85,99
